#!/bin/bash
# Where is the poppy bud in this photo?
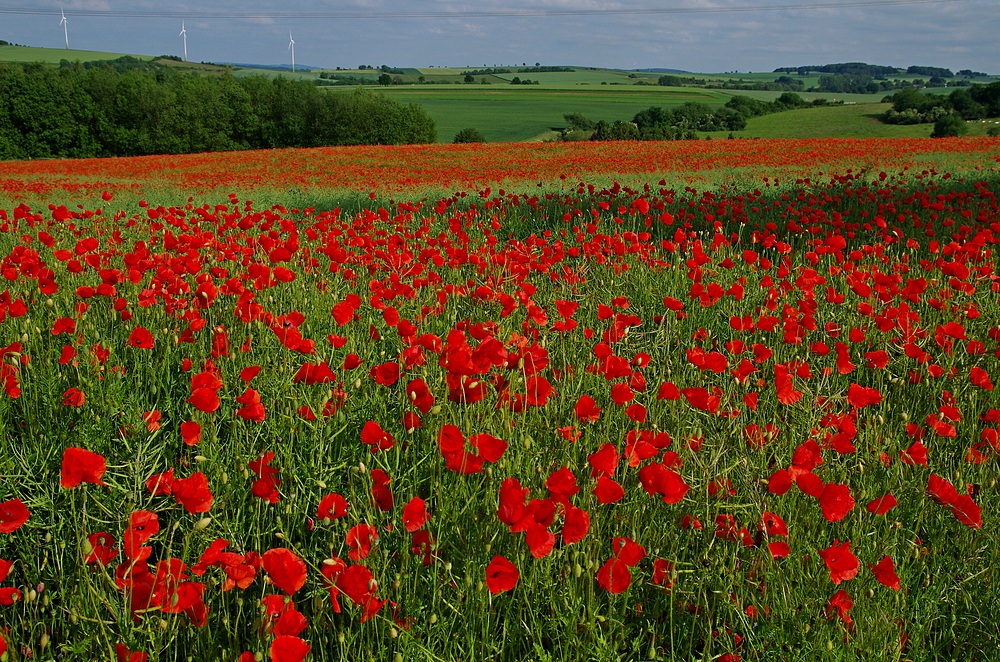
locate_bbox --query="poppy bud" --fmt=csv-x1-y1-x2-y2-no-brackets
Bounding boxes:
194,517,211,531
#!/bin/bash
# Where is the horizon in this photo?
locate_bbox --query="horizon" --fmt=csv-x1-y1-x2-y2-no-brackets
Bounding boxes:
0,0,997,75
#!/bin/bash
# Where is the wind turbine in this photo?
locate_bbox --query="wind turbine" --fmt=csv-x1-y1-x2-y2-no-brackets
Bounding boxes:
288,31,295,72
59,9,69,49
179,22,187,62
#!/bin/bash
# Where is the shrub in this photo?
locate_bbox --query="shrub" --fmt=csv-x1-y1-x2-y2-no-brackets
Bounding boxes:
931,113,968,137
453,127,486,143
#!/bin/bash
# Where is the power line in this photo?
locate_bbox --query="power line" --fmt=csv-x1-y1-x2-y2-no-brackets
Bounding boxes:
0,0,962,21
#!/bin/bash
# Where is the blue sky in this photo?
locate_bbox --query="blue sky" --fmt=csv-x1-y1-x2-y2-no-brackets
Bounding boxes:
1,0,997,74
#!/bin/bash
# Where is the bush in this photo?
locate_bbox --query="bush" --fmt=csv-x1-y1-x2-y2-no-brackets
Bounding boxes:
453,127,485,143
987,125,1000,137
931,113,968,137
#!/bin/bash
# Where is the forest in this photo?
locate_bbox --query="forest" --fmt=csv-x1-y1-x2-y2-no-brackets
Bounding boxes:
0,58,437,159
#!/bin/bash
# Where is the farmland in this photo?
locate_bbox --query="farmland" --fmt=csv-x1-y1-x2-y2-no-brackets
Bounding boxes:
0,137,999,661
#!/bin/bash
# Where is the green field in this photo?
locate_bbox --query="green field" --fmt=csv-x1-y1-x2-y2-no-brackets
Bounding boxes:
708,102,1000,139
0,44,154,64
373,86,731,142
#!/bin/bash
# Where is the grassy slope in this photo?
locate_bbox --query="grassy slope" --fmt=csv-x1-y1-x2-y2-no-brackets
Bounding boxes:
374,86,731,142
706,102,999,139
0,44,154,63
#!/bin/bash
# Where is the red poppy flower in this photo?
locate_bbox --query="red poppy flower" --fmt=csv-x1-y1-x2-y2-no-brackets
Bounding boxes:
950,494,982,529
899,440,928,466
825,589,853,625
317,493,349,521
346,523,379,561
85,531,118,566
62,387,85,408
249,451,281,504
271,635,311,662
370,361,400,386
767,468,792,495
235,387,266,422
485,555,519,594
180,421,201,446
123,510,159,558
0,498,30,534
525,523,556,558
562,504,590,545
126,327,155,350
846,383,882,408
588,443,619,478
188,388,220,414
575,394,601,423
115,643,149,662
262,548,307,595
470,433,507,463
768,541,791,559
818,540,859,585
865,493,897,515
593,476,625,504
360,420,395,452
759,512,788,538
172,472,213,513
545,466,580,501
60,447,107,488
870,555,901,591
335,563,385,622
404,378,435,414
818,482,854,523
596,558,631,593
613,537,647,566
145,468,174,496
402,497,429,532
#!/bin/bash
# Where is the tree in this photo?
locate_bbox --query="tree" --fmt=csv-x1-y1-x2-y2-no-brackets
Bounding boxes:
378,73,393,86
931,113,967,138
463,74,475,84
453,127,485,143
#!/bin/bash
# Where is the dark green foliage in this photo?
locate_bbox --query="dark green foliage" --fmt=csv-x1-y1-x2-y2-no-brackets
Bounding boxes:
774,62,902,77
0,61,436,159
884,82,1000,125
931,113,968,137
453,127,485,143
817,73,880,94
908,65,954,78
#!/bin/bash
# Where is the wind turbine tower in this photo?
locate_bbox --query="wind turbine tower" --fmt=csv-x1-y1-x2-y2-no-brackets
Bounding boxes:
288,31,295,72
180,22,188,62
60,9,69,49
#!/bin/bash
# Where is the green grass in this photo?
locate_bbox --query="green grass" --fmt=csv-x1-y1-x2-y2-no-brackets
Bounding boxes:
0,44,154,64
369,86,732,142
707,103,999,139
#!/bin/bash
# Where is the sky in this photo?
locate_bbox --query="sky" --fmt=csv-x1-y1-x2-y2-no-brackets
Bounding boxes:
1,0,997,74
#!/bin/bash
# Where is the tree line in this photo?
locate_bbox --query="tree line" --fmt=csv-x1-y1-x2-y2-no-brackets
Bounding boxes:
882,82,1000,135
560,93,824,141
0,59,436,160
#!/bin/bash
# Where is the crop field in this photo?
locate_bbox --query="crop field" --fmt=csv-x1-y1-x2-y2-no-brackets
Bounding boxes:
0,138,999,662
375,87,731,142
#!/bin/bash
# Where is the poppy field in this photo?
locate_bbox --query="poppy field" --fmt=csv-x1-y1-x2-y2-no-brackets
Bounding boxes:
1,138,1000,661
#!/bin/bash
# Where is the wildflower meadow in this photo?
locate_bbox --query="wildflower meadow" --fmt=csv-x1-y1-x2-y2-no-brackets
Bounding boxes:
1,138,999,661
